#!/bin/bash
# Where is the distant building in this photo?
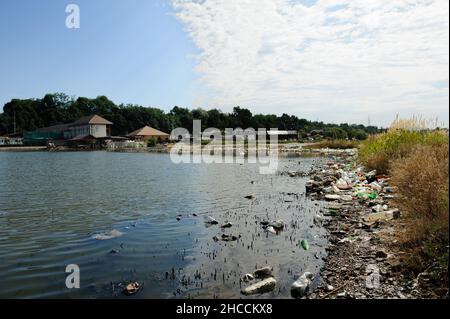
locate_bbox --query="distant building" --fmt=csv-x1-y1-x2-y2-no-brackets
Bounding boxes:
127,126,170,142
267,130,298,141
64,115,113,139
24,115,113,146
0,132,24,146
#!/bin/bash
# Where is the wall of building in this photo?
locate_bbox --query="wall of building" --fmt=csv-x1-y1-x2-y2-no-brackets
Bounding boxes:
65,125,108,139
90,124,107,138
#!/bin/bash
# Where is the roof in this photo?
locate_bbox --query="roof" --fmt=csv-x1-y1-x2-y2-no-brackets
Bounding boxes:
128,126,169,137
267,130,298,135
36,124,70,133
70,115,113,126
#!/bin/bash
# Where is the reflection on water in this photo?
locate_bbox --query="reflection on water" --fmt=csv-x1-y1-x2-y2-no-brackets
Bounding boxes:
0,151,327,299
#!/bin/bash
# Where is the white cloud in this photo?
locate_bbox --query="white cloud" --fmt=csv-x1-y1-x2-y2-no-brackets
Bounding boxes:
172,0,449,127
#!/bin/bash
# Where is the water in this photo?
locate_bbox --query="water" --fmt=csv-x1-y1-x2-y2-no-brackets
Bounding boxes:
0,151,328,299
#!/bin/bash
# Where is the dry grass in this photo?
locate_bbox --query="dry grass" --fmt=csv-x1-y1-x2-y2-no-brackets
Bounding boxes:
390,144,449,286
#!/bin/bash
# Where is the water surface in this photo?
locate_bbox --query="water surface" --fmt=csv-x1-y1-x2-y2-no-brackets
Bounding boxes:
0,151,328,298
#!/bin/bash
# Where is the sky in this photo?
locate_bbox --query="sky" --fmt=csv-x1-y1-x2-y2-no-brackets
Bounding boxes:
0,0,448,127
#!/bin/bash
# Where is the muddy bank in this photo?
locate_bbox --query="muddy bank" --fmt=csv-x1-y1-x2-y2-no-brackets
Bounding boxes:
304,151,446,299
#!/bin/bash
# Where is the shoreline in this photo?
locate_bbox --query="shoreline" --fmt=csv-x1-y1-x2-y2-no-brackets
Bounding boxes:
305,151,441,299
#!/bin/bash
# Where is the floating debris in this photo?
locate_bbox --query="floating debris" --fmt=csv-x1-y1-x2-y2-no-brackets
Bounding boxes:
122,282,141,296
92,230,124,241
300,239,310,251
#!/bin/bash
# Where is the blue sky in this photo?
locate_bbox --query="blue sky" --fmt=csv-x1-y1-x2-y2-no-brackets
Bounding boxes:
1,0,448,127
0,0,197,112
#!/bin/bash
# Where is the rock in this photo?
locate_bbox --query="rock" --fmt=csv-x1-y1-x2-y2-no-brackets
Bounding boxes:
122,282,140,296
366,170,377,183
176,217,181,221
269,220,285,230
266,226,277,234
326,285,334,291
205,216,219,225
212,236,220,242
290,272,314,299
364,209,400,222
221,234,239,242
244,194,255,200
254,266,273,278
370,182,383,193
372,204,383,213
325,194,341,201
313,214,325,226
109,249,120,254
220,222,233,228
336,291,347,298
375,250,388,259
260,221,270,226
384,187,395,193
241,273,255,282
340,195,353,202
288,171,297,177
242,278,277,295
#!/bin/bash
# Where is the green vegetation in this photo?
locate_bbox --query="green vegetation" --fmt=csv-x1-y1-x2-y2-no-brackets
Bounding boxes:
0,93,381,137
305,139,360,149
147,137,157,147
359,129,448,174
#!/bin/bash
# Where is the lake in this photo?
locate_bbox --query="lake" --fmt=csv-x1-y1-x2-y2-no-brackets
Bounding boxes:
0,151,328,299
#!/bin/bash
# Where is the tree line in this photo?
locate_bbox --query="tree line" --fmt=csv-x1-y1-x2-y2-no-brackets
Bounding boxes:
0,93,381,139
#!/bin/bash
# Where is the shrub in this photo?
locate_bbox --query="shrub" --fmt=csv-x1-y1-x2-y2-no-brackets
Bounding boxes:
147,137,157,147
359,130,448,174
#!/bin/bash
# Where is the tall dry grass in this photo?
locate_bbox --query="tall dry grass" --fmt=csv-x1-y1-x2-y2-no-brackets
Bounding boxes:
390,144,449,285
360,116,449,290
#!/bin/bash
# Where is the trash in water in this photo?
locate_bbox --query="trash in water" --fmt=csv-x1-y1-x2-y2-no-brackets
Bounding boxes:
300,239,310,251
291,272,313,299
92,230,124,241
122,282,140,296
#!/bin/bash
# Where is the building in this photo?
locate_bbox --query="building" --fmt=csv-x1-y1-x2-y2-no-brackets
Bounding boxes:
24,115,113,146
127,126,170,142
64,115,113,139
267,130,298,141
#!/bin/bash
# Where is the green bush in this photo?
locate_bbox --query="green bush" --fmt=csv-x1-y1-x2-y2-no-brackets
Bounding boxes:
147,137,157,147
359,130,448,174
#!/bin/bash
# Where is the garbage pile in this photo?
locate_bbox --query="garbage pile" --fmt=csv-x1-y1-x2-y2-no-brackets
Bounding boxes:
303,158,413,299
